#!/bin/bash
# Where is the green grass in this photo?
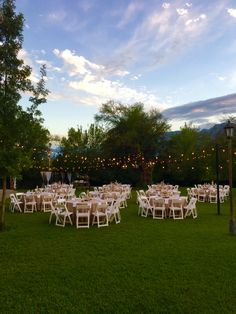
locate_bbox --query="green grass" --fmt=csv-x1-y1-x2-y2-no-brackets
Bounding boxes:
1,190,236,313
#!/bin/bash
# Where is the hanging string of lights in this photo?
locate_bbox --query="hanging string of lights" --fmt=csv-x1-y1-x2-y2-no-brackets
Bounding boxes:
21,144,236,172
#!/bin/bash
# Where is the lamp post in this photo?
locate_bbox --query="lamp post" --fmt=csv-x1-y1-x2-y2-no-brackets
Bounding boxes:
215,143,220,215
224,120,235,235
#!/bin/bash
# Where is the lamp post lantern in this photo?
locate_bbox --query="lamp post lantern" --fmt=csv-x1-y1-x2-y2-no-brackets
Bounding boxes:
224,120,235,234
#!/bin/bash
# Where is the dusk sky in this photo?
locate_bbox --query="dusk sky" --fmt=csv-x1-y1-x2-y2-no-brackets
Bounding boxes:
15,0,236,136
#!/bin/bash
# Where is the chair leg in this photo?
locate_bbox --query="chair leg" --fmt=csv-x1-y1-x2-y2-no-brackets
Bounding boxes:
115,212,120,224
98,214,109,227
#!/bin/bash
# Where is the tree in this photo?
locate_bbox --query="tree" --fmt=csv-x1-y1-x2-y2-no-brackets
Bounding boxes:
0,0,49,230
60,123,104,152
157,123,212,184
28,64,49,122
55,124,105,175
95,101,169,184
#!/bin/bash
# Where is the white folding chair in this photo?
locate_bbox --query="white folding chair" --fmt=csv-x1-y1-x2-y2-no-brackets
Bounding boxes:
41,194,54,212
152,198,166,219
197,189,206,202
184,197,197,219
107,199,121,224
23,194,37,213
92,203,109,227
15,192,24,202
49,204,60,224
75,203,91,229
9,194,22,213
55,203,73,227
138,196,152,217
169,199,183,220
209,191,217,203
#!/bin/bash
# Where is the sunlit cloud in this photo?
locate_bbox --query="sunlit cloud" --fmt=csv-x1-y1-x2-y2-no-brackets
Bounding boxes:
53,48,130,79
36,59,51,66
17,49,61,85
162,3,170,9
176,8,188,16
218,76,226,81
18,48,34,67
68,74,164,109
130,74,142,80
51,48,166,111
36,59,62,73
185,14,207,26
227,8,236,18
53,48,103,76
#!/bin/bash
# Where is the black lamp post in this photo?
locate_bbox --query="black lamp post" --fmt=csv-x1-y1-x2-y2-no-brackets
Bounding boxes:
224,120,235,234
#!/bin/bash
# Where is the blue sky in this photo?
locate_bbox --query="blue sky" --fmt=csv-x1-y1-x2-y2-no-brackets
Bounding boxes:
15,0,236,135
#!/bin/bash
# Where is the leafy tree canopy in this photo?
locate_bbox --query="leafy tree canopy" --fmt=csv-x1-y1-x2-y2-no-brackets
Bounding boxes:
95,101,170,160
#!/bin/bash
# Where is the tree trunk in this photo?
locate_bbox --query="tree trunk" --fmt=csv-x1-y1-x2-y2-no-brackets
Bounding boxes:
10,177,15,190
141,165,153,186
0,176,7,231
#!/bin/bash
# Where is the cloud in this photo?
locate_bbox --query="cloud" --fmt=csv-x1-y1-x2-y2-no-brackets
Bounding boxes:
227,8,236,18
18,48,34,68
218,76,226,81
36,59,62,73
111,2,210,71
130,74,142,80
185,14,207,26
17,49,42,83
162,93,236,128
68,74,163,109
176,8,188,16
185,3,192,8
47,10,67,23
117,2,144,28
36,59,51,66
18,48,62,85
53,48,130,79
53,49,104,76
214,70,236,88
51,48,165,110
162,3,170,9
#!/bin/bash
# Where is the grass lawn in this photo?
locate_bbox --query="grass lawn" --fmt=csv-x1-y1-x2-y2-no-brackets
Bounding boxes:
1,189,236,313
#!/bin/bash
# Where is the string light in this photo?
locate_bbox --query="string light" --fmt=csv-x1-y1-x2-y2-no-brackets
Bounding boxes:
14,142,235,173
